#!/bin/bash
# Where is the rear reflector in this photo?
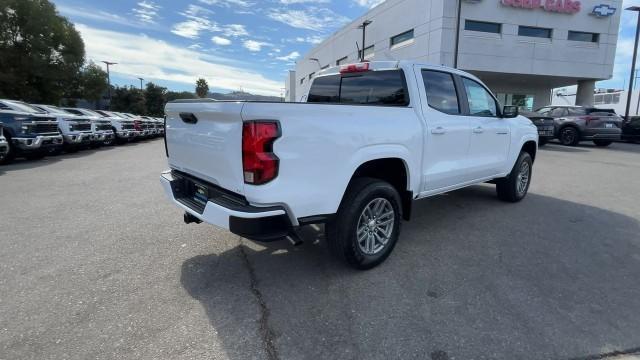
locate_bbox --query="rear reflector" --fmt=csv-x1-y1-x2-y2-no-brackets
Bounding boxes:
340,63,370,74
242,121,280,185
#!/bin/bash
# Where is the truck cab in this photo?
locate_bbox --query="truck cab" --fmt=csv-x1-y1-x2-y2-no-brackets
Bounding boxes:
0,100,64,164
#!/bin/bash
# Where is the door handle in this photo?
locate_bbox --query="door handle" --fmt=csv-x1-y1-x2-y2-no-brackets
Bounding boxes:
179,112,198,124
431,127,446,135
473,126,484,134
496,130,509,135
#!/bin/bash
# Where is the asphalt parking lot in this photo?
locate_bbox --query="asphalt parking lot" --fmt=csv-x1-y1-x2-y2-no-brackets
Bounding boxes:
1,140,639,360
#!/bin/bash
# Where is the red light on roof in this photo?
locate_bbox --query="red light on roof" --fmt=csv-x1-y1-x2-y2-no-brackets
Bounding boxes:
340,63,370,74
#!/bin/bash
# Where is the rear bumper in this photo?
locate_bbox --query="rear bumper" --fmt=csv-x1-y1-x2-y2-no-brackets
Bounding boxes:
160,170,292,241
582,128,621,141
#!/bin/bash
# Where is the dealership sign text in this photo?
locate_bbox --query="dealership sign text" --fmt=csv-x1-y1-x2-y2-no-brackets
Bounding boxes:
501,0,582,14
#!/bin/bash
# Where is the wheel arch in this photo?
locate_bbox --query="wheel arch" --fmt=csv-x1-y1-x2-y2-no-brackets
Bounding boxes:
345,157,413,221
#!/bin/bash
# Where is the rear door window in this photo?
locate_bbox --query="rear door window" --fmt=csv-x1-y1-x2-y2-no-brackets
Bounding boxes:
307,70,409,106
552,108,569,117
422,70,460,115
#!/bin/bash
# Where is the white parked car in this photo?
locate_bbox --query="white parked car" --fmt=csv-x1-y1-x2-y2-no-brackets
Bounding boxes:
92,110,139,143
161,61,538,269
59,107,119,146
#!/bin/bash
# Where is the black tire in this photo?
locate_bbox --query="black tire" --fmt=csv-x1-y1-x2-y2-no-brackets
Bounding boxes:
326,178,402,270
539,138,548,146
496,152,533,203
559,126,580,146
593,140,612,147
0,134,15,165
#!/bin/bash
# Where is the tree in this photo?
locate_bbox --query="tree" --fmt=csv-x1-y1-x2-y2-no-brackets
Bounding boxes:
0,0,85,103
166,91,195,102
145,82,167,117
195,78,209,98
111,86,146,114
81,61,108,108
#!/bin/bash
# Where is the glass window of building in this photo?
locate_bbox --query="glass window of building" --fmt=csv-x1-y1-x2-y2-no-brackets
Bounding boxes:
568,31,599,43
465,20,502,34
390,29,414,47
422,70,460,115
518,26,552,39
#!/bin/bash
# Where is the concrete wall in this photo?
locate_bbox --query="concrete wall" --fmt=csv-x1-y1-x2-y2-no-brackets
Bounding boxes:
289,0,622,103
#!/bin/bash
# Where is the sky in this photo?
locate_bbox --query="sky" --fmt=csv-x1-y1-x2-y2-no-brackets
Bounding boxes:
52,0,385,96
52,0,639,96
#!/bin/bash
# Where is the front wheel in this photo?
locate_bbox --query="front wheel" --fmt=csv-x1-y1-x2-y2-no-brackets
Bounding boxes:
326,178,402,270
538,138,548,146
0,136,15,165
559,127,580,146
496,152,533,203
593,140,613,147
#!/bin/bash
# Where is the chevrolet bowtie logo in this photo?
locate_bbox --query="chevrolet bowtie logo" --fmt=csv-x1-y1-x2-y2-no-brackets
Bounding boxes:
592,4,616,17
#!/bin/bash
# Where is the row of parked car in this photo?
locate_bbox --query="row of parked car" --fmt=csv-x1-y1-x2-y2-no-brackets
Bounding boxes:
0,99,164,165
523,105,640,147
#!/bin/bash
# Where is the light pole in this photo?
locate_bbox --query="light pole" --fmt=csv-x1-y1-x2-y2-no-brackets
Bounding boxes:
624,6,640,121
453,0,463,69
138,77,145,91
102,61,117,109
357,20,372,62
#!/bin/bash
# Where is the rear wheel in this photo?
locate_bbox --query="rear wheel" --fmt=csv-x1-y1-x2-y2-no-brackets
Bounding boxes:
496,152,533,203
559,127,580,146
593,140,613,147
326,178,402,270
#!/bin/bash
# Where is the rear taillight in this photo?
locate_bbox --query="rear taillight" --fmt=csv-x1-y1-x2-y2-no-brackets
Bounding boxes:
242,121,280,185
580,116,598,126
340,62,370,74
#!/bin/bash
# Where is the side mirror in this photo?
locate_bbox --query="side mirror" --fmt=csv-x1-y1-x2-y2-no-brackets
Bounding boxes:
502,105,519,118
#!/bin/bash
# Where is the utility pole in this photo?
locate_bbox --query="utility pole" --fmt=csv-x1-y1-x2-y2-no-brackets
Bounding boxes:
357,20,372,62
453,0,463,69
102,61,117,110
624,6,640,121
138,77,145,91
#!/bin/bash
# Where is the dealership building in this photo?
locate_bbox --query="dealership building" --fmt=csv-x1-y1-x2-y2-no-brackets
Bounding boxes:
285,0,622,111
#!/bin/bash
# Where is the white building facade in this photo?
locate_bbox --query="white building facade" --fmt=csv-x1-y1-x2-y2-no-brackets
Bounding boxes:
287,0,622,111
553,88,640,116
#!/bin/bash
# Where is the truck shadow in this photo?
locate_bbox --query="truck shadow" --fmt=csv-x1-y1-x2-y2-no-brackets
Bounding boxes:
180,186,640,360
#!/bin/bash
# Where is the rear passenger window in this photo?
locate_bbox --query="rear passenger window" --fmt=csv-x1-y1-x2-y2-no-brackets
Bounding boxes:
422,70,460,115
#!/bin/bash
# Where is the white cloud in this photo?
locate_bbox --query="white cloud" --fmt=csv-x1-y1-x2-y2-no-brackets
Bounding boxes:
212,36,232,45
132,0,161,24
276,51,300,61
198,0,252,7
222,24,249,37
57,4,154,29
279,0,329,3
268,7,350,31
171,5,221,39
243,40,271,52
76,24,282,96
353,0,385,8
293,35,325,44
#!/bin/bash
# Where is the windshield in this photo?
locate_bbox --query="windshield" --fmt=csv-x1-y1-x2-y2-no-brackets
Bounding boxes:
35,105,72,115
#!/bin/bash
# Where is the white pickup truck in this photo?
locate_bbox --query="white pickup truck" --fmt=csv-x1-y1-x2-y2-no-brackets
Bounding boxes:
161,61,538,269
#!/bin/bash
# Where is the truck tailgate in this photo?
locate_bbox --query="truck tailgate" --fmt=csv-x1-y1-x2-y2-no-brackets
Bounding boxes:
165,101,245,195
